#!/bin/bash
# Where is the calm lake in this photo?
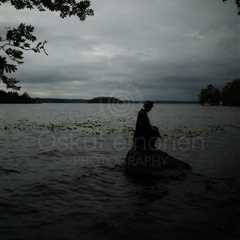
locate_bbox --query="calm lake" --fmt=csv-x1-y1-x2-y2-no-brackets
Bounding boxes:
0,104,240,239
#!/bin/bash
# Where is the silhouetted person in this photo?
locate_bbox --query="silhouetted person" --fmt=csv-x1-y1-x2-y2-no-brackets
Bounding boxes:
134,101,160,151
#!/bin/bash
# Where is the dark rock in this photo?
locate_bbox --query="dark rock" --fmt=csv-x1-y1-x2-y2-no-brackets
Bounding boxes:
125,148,191,178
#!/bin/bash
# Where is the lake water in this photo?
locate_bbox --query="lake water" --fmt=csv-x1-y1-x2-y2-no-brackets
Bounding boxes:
0,104,240,239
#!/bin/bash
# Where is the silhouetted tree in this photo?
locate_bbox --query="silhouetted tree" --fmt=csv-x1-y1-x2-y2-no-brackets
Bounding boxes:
0,0,93,90
199,84,222,105
0,89,34,103
223,0,240,14
0,24,48,90
222,79,240,106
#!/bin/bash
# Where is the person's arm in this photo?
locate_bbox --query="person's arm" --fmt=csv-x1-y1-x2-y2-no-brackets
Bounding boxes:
141,111,151,128
151,125,161,138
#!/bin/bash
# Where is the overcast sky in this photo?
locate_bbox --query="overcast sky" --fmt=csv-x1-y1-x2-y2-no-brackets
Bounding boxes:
0,0,239,100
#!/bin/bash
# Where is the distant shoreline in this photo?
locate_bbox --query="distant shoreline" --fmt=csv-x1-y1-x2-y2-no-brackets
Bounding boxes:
1,99,198,104
0,94,198,104
37,100,198,104
33,96,198,104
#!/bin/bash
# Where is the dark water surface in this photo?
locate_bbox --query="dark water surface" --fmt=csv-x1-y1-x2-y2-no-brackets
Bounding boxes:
0,104,240,239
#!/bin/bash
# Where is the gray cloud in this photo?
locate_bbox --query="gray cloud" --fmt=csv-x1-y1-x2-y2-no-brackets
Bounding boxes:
0,0,239,100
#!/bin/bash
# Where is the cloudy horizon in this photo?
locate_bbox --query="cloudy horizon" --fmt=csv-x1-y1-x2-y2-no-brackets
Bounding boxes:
0,0,239,101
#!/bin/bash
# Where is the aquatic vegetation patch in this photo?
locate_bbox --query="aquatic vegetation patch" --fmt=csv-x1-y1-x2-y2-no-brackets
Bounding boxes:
160,125,225,140
0,118,225,139
0,119,135,137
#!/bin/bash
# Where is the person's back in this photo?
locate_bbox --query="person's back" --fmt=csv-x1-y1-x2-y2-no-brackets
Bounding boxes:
134,108,151,138
133,101,160,150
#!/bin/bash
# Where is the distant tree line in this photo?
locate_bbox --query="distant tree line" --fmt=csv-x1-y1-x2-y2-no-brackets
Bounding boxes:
199,79,240,106
223,0,240,14
0,90,35,103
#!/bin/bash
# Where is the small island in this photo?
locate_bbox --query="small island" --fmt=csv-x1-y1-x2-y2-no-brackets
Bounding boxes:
88,97,123,103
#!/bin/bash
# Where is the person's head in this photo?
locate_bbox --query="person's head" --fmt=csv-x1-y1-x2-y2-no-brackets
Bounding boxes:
143,101,154,112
